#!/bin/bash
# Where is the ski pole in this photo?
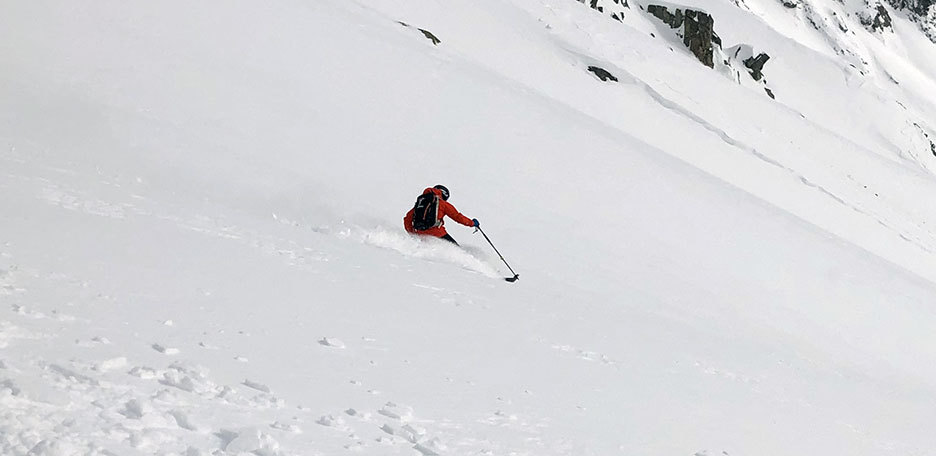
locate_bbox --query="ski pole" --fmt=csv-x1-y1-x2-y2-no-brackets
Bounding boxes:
476,226,519,282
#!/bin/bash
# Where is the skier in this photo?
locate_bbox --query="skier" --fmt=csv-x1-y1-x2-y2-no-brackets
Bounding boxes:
404,185,479,245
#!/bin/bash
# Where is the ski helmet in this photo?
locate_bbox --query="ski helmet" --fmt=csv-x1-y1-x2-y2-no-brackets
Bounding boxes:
433,184,450,201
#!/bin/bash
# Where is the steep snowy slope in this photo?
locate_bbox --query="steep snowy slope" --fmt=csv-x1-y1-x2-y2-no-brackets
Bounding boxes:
2,0,936,455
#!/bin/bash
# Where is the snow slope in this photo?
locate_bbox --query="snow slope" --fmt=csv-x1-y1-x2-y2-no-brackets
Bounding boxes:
2,0,936,455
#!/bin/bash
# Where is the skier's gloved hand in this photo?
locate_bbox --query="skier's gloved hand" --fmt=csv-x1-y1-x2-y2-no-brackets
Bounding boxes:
472,218,480,228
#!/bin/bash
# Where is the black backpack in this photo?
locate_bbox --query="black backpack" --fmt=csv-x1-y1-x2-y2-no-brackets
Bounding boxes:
412,192,441,231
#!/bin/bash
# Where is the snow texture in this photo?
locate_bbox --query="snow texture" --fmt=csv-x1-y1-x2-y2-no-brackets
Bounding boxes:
2,0,936,454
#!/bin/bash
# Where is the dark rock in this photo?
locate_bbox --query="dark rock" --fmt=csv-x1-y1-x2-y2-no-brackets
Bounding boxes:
683,10,715,67
583,0,628,13
397,21,442,46
765,87,776,99
887,0,933,17
872,4,893,30
781,0,798,7
397,22,441,45
588,66,619,82
578,0,629,21
886,0,935,42
646,4,716,67
860,3,893,31
743,53,770,81
834,13,850,32
647,4,685,28
912,122,935,156
418,28,441,45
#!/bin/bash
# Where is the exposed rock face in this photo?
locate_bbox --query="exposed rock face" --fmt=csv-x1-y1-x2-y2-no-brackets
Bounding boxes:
579,0,629,22
743,53,770,81
724,44,775,98
419,29,441,45
646,5,716,67
647,4,685,27
860,3,893,31
888,0,934,17
873,4,894,29
397,22,441,45
886,0,936,41
588,66,619,81
643,4,774,98
683,10,715,68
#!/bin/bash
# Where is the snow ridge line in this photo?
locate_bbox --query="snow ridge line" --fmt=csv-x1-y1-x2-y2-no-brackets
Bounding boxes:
562,45,936,255
636,72,936,253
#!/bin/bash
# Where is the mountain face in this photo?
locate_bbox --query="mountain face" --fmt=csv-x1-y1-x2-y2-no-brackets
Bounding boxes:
586,0,936,178
3,0,936,455
888,0,935,37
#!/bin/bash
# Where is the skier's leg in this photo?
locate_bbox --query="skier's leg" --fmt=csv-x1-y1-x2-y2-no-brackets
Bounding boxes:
439,234,459,246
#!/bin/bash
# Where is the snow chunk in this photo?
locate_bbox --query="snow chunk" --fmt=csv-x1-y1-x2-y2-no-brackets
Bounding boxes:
151,343,179,355
318,337,345,348
316,414,345,427
243,379,271,393
220,428,280,456
128,366,158,380
415,438,447,456
271,421,302,433
93,357,128,372
119,398,151,419
378,402,413,421
169,409,202,431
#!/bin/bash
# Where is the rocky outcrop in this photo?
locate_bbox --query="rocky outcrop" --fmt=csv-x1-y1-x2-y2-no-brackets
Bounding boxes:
646,5,716,67
911,122,936,157
888,0,934,17
588,66,619,81
579,0,630,22
743,53,770,81
683,10,716,67
647,4,685,27
645,5,774,97
886,0,936,42
725,44,775,97
859,3,893,31
397,22,441,45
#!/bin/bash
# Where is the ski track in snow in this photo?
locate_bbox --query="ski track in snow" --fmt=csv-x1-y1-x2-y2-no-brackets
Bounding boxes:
0,112,925,456
3,0,936,453
4,147,503,283
0,155,528,455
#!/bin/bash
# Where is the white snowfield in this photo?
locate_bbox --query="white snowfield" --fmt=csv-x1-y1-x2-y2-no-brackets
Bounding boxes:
2,0,936,454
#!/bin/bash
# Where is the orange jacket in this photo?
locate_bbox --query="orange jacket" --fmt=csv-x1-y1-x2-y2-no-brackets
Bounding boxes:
404,187,474,237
